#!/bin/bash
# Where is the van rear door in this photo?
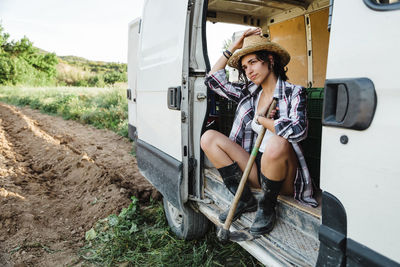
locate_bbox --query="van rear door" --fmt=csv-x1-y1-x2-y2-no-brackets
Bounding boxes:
127,18,140,139
320,0,400,264
135,0,189,211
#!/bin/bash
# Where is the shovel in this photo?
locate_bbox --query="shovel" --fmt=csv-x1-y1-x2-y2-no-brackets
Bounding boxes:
217,99,277,242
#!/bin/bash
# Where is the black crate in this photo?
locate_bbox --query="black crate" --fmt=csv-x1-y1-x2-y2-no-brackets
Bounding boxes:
207,91,237,137
217,96,237,136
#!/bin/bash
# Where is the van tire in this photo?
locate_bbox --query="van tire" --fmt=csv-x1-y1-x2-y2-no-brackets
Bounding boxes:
163,197,210,240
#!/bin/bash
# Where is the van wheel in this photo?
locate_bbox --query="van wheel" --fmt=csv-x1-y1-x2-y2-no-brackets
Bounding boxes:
163,198,210,240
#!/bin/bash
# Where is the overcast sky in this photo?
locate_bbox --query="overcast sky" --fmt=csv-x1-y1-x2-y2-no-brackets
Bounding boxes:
0,0,247,64
0,0,144,63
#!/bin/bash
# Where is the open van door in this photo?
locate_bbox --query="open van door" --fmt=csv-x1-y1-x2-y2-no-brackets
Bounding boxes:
135,0,189,211
127,18,140,140
319,0,400,265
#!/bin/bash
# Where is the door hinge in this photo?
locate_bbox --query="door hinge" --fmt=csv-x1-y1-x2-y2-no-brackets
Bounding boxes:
181,111,187,122
188,0,195,11
189,68,206,77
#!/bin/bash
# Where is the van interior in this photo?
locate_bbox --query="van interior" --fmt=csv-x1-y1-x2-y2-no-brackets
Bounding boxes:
199,0,330,265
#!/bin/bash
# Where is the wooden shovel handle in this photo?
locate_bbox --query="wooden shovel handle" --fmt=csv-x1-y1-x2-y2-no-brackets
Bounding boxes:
223,99,277,231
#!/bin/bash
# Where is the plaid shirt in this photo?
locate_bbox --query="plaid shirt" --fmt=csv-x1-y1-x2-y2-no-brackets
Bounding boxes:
205,69,318,207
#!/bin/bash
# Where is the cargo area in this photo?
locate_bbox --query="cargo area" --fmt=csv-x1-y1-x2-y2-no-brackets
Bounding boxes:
201,0,330,264
204,0,330,191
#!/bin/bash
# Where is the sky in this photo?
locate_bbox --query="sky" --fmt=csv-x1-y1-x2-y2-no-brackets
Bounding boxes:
0,0,247,64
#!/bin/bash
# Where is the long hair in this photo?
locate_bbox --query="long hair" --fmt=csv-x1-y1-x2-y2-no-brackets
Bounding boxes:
237,51,289,88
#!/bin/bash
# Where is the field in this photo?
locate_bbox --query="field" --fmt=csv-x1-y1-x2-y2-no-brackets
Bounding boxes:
0,85,129,137
0,86,261,266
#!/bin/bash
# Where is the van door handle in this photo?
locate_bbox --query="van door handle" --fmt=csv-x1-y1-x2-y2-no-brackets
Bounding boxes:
167,86,181,110
322,78,377,130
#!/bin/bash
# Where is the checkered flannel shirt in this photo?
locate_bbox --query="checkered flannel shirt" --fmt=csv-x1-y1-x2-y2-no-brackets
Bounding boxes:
205,69,318,207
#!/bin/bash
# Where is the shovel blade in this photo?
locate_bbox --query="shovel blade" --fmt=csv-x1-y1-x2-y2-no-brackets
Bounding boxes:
229,229,258,242
217,226,258,242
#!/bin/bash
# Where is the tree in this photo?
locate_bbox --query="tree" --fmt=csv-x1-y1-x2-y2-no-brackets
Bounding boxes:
0,23,58,85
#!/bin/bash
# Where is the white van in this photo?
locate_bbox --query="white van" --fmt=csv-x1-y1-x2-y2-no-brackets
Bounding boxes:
127,0,400,266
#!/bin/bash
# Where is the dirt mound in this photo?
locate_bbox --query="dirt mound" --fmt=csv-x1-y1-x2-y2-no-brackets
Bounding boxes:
0,103,159,266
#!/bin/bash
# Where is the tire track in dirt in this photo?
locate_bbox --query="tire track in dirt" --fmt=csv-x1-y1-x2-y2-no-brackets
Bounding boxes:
0,103,159,266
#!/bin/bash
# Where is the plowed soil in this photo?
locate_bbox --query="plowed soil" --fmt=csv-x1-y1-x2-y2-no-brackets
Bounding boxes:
0,103,159,266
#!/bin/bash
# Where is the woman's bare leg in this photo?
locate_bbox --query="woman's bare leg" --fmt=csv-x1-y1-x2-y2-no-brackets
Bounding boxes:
260,135,297,195
200,129,260,188
249,135,297,235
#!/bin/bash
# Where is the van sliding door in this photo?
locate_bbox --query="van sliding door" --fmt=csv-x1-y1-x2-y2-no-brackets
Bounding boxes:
319,0,400,265
136,0,189,211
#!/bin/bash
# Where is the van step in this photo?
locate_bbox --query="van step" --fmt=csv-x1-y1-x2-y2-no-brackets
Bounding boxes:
202,168,321,266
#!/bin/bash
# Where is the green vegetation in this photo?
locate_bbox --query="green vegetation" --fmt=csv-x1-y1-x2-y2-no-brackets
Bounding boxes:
82,197,261,266
0,24,127,87
0,24,58,86
0,85,128,137
57,56,127,87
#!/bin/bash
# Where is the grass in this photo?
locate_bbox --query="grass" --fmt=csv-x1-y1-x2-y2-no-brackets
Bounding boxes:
81,197,261,267
0,85,128,137
0,85,262,266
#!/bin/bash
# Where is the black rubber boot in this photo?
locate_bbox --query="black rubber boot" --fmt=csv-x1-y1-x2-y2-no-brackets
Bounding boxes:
218,162,257,223
249,174,283,235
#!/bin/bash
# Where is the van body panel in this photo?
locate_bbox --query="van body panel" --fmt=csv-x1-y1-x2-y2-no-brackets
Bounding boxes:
136,0,188,161
136,139,183,210
127,18,140,130
321,0,400,262
134,0,189,210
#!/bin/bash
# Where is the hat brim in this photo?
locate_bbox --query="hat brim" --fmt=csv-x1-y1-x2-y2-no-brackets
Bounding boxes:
227,43,290,69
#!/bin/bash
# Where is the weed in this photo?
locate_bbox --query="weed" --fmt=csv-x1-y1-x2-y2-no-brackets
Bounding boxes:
81,197,261,267
10,242,58,254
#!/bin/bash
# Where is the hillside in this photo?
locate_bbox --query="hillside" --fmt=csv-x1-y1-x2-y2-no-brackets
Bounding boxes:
56,55,127,87
1,23,126,87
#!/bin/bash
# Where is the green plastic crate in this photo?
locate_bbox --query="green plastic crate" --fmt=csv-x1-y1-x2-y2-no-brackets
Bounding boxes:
306,87,324,119
301,87,324,188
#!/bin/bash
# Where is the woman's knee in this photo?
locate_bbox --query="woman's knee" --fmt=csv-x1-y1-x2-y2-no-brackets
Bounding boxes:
263,135,291,162
200,129,219,151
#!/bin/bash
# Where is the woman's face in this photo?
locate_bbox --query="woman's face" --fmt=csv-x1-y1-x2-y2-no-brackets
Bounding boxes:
240,53,273,85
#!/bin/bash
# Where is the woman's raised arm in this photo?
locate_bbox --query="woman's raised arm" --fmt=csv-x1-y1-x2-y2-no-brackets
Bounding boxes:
209,27,262,75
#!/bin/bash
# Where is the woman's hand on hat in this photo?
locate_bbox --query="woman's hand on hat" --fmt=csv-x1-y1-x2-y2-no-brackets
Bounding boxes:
229,27,262,52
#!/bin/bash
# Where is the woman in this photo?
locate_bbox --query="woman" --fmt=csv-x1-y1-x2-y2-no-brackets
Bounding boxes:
201,28,317,235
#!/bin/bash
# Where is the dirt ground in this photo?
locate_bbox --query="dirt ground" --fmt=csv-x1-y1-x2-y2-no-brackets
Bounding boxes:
0,103,159,266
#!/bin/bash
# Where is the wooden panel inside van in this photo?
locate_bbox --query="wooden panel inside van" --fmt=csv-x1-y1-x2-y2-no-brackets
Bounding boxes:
310,8,330,88
269,16,308,87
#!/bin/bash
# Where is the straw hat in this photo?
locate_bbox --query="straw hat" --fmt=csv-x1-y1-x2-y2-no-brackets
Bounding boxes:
227,35,290,69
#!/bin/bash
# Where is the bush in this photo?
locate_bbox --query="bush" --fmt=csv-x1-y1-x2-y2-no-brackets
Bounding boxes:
0,24,57,86
104,71,127,84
